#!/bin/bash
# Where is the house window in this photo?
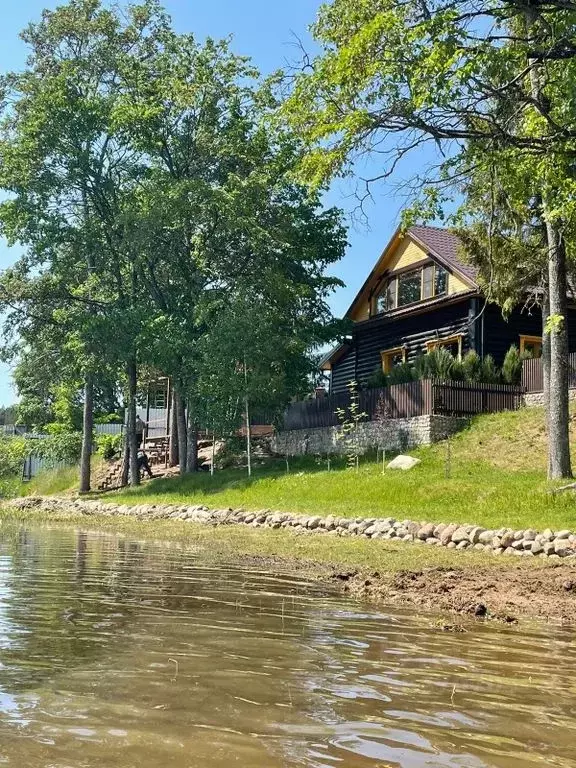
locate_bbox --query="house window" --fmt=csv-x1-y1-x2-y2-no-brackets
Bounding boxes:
373,263,449,315
381,346,407,373
398,270,422,306
426,335,463,359
520,335,542,358
435,267,447,296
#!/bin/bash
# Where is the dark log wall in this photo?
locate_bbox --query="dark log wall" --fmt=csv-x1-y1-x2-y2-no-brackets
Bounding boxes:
479,303,542,361
330,346,356,393
331,299,472,393
479,302,576,360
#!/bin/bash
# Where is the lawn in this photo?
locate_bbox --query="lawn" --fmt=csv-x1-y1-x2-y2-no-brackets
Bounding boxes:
105,406,576,532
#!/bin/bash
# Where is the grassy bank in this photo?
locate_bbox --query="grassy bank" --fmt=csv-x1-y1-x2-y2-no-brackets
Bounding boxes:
99,406,576,532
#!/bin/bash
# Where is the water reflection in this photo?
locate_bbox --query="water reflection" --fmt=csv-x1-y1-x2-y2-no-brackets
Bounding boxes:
0,523,574,767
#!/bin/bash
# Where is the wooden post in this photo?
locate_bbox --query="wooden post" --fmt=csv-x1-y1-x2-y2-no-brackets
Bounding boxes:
211,432,215,477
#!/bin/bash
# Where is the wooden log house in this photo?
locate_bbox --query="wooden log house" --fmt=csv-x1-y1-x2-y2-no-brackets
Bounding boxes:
321,225,570,394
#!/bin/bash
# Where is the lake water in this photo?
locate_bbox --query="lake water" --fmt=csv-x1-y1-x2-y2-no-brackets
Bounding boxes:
0,524,575,767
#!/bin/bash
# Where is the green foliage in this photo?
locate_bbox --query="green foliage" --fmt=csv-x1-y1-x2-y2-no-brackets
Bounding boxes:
366,367,387,389
0,436,29,497
364,345,527,388
335,381,367,468
96,433,123,461
461,350,483,383
33,433,83,465
386,362,416,385
502,346,526,385
481,355,500,384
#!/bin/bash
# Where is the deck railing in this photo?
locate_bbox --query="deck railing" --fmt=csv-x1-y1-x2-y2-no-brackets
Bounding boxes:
281,378,524,431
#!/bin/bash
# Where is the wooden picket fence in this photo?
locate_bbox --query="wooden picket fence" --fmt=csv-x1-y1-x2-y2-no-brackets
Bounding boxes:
282,378,524,431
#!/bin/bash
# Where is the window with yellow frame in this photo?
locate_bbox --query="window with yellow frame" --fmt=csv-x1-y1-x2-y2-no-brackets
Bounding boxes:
519,335,542,358
380,346,407,373
426,335,463,359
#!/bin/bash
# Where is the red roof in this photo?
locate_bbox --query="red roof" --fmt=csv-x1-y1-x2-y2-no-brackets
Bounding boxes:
408,225,478,284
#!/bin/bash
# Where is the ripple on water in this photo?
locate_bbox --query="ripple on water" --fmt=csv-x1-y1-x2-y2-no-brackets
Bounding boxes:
0,525,575,768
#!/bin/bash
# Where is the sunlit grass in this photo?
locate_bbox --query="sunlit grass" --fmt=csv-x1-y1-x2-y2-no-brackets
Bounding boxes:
34,405,576,532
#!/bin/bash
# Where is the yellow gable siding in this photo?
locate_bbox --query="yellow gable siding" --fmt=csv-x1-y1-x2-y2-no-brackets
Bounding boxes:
349,234,471,321
448,272,470,294
386,237,427,271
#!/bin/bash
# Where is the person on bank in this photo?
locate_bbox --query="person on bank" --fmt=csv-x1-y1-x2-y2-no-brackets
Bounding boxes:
135,415,146,448
137,449,154,479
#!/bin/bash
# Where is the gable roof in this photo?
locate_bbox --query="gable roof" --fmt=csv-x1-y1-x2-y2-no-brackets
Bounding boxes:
345,225,478,320
408,226,478,284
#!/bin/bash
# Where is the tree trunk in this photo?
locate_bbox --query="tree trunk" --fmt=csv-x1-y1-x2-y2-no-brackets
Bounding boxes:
186,419,198,473
524,11,571,478
174,388,187,475
127,358,140,486
120,431,129,487
245,394,252,477
79,375,93,493
545,221,572,478
169,388,179,467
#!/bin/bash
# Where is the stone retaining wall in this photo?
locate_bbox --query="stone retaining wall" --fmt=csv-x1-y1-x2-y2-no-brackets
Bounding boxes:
8,496,576,560
524,388,576,407
272,415,468,456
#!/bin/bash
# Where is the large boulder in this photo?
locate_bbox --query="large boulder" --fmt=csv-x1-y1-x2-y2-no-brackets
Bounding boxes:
386,455,421,471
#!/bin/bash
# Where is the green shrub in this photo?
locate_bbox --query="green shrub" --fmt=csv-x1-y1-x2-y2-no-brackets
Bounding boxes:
33,432,83,465
501,345,526,384
386,362,417,385
481,354,501,383
96,433,123,460
366,367,387,389
461,350,483,382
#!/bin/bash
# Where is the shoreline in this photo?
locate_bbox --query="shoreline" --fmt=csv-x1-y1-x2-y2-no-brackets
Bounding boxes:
4,495,576,624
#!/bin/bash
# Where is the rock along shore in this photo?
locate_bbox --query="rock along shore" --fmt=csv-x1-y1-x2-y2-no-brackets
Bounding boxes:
7,496,576,560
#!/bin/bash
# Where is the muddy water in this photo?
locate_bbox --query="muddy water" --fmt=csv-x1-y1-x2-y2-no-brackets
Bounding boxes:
0,526,575,767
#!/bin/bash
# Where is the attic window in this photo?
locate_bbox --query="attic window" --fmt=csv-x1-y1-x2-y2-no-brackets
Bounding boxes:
373,263,448,315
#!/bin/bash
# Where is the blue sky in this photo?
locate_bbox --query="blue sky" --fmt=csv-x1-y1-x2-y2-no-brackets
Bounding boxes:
0,0,425,406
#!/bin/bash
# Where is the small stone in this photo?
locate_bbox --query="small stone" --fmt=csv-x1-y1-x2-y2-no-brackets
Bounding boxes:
434,523,448,537
478,530,495,545
543,542,556,556
531,541,544,555
456,540,470,550
447,541,457,549
418,523,436,540
513,530,524,541
469,527,485,544
307,516,321,529
556,530,571,540
425,537,440,545
511,540,524,550
473,543,486,551
386,455,421,470
542,529,555,542
554,540,570,556
440,524,459,545
500,532,515,548
523,529,537,541
504,547,516,556
451,527,470,543
493,548,504,556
